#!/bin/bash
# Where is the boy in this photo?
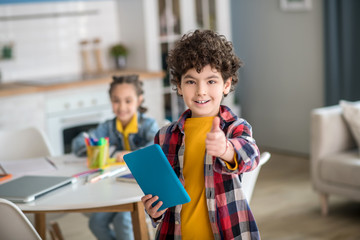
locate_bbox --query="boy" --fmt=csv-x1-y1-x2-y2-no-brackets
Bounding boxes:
141,29,261,239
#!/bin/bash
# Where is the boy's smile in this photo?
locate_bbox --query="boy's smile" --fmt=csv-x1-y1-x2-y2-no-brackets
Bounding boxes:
178,65,231,118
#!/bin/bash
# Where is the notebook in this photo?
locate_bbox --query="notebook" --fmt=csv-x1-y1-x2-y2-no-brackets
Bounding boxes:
0,175,76,203
116,173,136,183
123,144,190,210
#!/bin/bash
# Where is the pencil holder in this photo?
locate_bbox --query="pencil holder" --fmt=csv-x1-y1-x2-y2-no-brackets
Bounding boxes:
86,143,109,169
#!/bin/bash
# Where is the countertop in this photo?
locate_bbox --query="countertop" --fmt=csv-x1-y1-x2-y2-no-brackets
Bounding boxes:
0,69,164,98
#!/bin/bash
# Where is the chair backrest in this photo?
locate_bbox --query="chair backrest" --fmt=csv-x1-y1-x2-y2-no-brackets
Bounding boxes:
242,152,271,203
0,127,54,161
0,198,42,240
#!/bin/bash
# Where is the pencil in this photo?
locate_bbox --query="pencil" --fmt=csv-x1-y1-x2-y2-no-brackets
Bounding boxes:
90,167,126,183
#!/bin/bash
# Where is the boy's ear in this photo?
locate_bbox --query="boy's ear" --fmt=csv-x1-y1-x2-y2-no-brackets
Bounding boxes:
223,78,232,95
177,84,183,96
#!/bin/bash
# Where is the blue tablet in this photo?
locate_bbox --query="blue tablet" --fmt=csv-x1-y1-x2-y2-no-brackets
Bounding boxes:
124,144,190,210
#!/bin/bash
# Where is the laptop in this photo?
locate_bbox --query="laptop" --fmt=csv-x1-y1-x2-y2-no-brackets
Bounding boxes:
0,175,76,203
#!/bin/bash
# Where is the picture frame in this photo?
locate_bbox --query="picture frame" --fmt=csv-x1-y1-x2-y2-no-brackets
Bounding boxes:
280,0,312,11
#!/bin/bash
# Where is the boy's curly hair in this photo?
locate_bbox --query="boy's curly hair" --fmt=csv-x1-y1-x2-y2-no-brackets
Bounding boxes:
167,29,243,95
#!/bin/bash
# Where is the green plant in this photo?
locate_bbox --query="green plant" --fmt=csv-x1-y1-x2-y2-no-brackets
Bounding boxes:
110,43,128,57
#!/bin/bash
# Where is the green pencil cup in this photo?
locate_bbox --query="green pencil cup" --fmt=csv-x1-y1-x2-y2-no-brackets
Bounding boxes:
86,143,109,169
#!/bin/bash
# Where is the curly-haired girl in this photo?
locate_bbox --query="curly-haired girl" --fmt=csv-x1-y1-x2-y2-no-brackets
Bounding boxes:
141,29,261,239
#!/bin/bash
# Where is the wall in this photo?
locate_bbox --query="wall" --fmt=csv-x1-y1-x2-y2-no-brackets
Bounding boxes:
0,0,120,82
231,0,324,155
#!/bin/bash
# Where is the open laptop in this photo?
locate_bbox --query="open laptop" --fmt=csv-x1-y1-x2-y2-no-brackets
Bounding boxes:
0,175,76,203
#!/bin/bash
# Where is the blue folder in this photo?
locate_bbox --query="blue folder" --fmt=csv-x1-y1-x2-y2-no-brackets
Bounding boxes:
124,144,190,210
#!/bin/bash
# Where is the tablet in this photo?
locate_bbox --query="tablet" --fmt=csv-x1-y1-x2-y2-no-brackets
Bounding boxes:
124,144,190,210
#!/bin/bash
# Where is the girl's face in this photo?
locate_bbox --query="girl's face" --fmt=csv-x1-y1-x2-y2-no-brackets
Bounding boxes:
110,83,143,127
178,64,231,118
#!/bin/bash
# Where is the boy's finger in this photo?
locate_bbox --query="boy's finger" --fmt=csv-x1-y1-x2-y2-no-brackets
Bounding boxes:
210,116,221,132
141,194,152,202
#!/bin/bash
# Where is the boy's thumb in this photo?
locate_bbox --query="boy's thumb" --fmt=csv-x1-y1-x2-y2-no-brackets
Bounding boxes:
210,116,221,132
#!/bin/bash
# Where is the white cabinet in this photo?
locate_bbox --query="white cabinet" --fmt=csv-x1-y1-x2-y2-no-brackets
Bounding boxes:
118,0,236,121
0,93,46,132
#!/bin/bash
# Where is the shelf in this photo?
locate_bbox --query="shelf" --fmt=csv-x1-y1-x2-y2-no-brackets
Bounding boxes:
159,34,182,44
0,9,98,21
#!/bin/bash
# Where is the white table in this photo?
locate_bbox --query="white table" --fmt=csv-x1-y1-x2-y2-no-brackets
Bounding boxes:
14,154,148,240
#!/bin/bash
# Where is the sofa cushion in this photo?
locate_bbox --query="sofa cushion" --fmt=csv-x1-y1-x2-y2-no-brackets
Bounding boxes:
340,100,360,155
319,150,360,188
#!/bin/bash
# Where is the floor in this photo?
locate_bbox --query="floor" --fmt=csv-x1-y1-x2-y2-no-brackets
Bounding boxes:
53,151,360,240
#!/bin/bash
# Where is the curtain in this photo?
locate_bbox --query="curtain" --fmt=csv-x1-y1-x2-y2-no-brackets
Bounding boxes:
324,0,360,106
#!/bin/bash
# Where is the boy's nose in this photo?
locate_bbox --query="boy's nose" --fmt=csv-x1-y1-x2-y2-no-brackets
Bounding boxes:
196,84,207,95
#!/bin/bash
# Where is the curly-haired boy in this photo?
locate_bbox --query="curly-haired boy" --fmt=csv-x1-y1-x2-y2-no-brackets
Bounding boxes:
142,29,261,240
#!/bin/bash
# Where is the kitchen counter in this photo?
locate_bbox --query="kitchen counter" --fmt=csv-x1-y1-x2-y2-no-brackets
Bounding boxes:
0,69,164,98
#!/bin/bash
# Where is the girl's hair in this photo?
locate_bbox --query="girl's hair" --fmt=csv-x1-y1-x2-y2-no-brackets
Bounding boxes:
167,29,243,96
109,74,147,113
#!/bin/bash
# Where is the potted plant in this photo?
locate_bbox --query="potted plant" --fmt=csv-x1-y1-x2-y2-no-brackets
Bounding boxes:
110,43,128,69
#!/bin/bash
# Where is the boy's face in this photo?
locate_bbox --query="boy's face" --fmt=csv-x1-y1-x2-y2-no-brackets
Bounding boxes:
110,83,143,127
178,65,231,118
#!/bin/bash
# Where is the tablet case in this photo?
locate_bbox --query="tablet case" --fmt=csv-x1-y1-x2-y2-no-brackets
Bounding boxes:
0,175,76,203
124,144,190,210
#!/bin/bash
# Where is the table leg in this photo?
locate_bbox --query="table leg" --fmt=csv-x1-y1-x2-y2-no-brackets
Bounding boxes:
131,201,148,240
35,212,47,240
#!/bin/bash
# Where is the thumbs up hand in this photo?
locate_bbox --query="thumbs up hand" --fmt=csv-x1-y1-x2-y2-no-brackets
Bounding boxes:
206,117,228,158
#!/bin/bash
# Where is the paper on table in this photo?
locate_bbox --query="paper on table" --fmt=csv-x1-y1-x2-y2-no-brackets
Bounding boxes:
0,157,57,178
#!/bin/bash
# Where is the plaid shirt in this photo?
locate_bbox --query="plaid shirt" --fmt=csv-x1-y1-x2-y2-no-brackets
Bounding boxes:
153,105,261,240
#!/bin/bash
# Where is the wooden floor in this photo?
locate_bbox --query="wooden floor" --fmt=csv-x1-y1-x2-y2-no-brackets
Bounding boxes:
55,151,360,240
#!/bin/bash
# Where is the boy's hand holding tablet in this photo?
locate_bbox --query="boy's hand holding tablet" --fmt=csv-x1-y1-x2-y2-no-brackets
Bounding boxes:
123,144,190,215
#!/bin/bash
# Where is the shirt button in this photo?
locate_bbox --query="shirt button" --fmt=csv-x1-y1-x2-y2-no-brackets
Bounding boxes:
175,221,180,224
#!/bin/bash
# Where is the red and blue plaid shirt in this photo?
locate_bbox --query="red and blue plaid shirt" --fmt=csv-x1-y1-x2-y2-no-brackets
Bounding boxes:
153,105,261,240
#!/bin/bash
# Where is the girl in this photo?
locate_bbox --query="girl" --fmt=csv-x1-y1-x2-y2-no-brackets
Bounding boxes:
72,74,159,240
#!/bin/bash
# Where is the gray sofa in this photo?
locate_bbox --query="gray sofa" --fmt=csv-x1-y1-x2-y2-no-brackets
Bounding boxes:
311,102,360,216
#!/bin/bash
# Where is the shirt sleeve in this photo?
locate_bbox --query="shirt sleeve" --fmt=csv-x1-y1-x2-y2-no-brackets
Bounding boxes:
224,153,238,170
214,119,260,174
143,118,159,147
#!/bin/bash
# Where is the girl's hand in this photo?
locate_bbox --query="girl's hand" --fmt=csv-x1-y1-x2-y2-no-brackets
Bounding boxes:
141,194,167,220
116,151,131,162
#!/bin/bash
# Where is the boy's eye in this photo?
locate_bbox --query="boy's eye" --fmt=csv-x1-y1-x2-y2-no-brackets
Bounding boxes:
208,80,216,84
185,80,196,84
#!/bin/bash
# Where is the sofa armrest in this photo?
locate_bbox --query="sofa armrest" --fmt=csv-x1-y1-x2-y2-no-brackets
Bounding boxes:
311,105,356,161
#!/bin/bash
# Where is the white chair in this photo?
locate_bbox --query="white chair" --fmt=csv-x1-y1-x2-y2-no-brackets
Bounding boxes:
0,127,63,240
0,127,54,161
242,152,271,203
0,198,42,240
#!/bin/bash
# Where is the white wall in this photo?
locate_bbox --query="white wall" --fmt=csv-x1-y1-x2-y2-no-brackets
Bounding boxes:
231,0,324,155
0,0,120,82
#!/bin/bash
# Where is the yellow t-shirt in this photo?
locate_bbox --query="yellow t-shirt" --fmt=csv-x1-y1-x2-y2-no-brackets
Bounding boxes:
116,114,138,151
181,116,214,240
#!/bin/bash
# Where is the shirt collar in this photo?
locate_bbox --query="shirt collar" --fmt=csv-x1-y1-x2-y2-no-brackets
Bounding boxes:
171,105,237,133
116,113,138,134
